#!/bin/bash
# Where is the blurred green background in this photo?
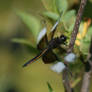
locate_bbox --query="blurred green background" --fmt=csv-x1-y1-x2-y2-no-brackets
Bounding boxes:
0,0,64,92
0,0,92,92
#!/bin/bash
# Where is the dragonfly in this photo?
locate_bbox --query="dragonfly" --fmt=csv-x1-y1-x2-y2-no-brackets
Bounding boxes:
23,13,67,67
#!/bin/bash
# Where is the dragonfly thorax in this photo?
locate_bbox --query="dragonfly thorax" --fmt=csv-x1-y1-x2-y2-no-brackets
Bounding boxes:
48,35,67,49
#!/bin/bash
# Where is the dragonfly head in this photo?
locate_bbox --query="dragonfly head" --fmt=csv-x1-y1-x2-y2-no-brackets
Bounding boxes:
59,35,67,44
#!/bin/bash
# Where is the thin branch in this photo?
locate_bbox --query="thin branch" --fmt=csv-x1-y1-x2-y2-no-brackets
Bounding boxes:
80,66,92,92
68,0,88,53
62,69,73,92
62,0,88,92
81,39,92,92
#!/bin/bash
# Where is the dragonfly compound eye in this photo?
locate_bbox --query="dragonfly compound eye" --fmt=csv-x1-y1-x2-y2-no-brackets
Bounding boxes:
60,35,67,42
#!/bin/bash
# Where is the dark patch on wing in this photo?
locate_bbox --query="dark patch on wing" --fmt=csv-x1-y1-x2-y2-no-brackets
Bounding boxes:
42,50,58,64
37,35,48,50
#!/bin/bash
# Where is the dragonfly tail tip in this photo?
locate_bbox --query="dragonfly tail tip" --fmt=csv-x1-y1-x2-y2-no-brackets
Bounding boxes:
22,64,27,68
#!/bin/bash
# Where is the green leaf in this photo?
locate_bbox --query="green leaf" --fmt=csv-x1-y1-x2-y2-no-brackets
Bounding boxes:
56,0,68,13
79,22,84,33
43,11,59,21
79,26,92,55
11,38,36,49
62,10,76,31
80,39,90,55
71,77,81,88
87,26,92,37
16,11,41,40
82,26,92,42
47,82,53,92
63,10,76,22
41,0,57,12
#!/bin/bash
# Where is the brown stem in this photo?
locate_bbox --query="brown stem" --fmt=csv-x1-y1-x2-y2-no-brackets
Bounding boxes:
80,68,92,92
62,69,73,92
62,0,88,92
68,0,88,53
81,39,92,92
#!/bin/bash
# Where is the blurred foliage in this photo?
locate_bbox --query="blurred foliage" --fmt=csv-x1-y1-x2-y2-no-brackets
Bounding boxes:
43,11,59,21
0,0,92,92
47,82,53,92
16,11,41,41
11,0,92,91
13,0,76,49
13,0,92,56
76,19,92,55
11,38,38,53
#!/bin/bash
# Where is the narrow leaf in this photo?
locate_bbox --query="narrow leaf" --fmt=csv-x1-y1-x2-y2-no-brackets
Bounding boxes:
71,77,81,88
47,82,53,92
41,0,57,12
16,11,41,39
11,38,36,48
11,38,38,53
62,10,76,31
56,0,68,13
63,10,76,22
43,11,59,21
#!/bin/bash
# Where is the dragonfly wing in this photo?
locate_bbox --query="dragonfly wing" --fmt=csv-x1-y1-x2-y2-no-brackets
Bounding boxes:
50,12,63,39
42,50,58,64
23,48,48,67
37,34,48,50
57,46,66,54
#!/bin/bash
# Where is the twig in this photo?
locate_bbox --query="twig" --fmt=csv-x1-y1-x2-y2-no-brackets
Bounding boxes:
81,39,92,92
68,0,88,53
62,0,88,92
80,66,92,92
62,69,73,92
